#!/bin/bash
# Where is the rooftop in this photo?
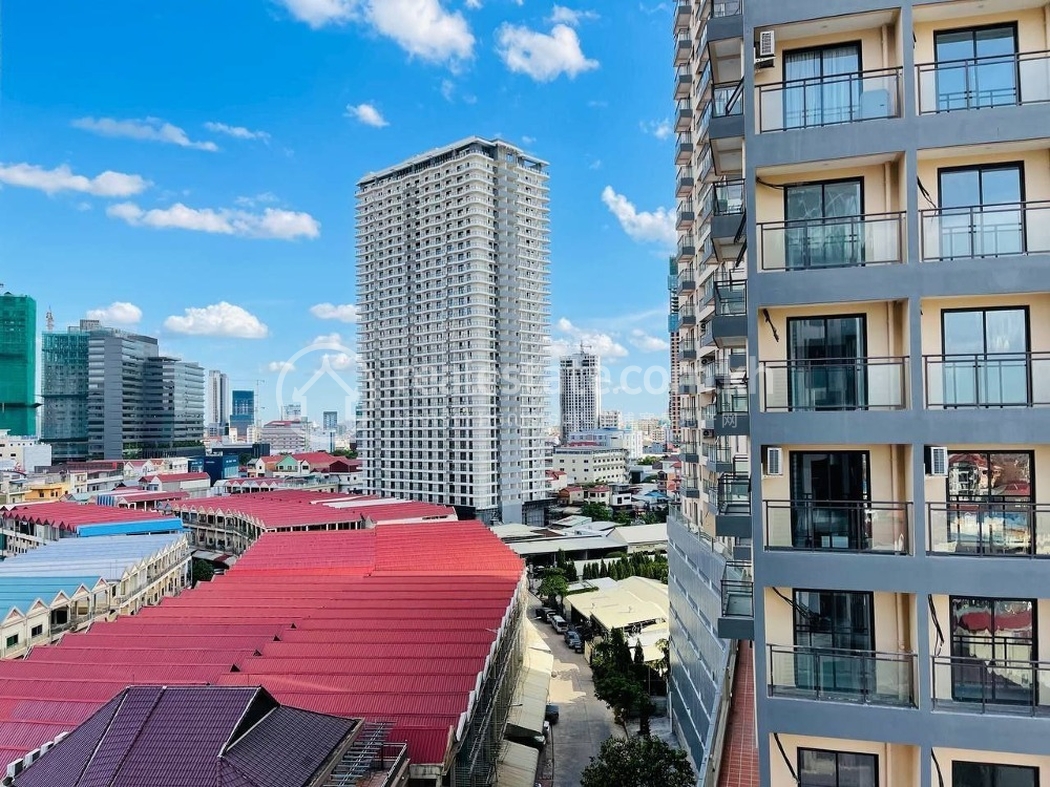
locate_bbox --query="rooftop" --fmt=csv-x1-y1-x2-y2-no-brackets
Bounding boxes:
0,521,524,769
2,502,184,534
0,532,186,581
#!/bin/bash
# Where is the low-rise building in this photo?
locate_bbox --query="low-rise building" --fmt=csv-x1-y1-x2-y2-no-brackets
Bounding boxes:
258,420,309,453
551,445,627,485
0,431,52,473
140,471,211,498
567,428,645,459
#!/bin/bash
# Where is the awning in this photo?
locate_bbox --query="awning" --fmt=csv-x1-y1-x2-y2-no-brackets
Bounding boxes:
505,627,553,739
496,740,541,787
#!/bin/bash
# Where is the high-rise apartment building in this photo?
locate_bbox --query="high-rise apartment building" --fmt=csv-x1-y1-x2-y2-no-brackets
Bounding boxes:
282,402,302,421
559,349,601,441
322,410,339,430
207,370,230,432
41,319,204,460
668,261,682,442
356,137,550,525
229,389,255,439
670,2,1050,786
0,293,37,436
599,409,624,430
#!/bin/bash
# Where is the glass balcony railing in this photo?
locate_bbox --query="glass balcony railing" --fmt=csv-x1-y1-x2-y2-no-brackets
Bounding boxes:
769,645,917,706
721,560,752,618
717,472,750,515
927,502,1050,557
759,213,904,271
712,0,741,17
680,408,699,429
923,352,1050,408
715,384,748,415
759,357,908,411
932,654,1050,715
920,201,1050,261
714,279,746,316
713,80,744,118
917,50,1050,114
679,340,698,358
713,179,745,215
758,67,902,131
679,306,698,326
764,500,910,553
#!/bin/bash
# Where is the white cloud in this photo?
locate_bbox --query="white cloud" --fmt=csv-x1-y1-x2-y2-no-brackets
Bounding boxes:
601,186,675,246
522,135,536,145
346,102,388,127
275,0,359,27
268,360,296,372
640,118,672,139
323,351,357,370
72,116,218,151
629,328,669,352
310,303,360,322
549,5,599,25
549,317,628,360
587,99,607,108
588,158,602,170
203,121,271,142
278,0,473,64
86,301,143,326
107,202,320,240
464,0,482,7
0,162,149,197
440,78,456,101
234,192,280,208
312,332,345,346
164,302,269,339
496,23,598,82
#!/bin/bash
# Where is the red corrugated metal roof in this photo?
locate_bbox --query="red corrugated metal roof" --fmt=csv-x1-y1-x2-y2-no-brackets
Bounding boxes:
2,502,181,532
149,472,210,482
0,520,523,769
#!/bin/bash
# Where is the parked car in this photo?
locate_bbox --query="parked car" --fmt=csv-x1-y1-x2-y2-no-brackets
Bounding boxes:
543,608,558,623
545,704,560,724
534,607,549,620
563,626,577,644
551,615,568,634
572,638,585,654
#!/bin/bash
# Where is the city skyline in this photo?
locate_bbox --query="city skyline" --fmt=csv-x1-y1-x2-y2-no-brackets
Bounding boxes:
0,0,676,420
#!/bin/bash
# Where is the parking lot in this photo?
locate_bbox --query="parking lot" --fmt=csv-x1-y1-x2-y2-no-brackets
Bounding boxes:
529,604,622,787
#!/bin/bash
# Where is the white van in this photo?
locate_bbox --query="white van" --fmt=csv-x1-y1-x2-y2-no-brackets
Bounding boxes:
551,615,568,634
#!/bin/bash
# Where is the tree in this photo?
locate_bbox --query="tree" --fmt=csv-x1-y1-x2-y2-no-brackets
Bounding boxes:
191,559,214,585
580,501,614,521
538,573,568,605
581,736,696,787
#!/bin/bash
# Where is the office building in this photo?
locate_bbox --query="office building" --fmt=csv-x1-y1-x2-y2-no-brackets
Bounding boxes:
206,370,229,432
0,293,37,436
229,389,255,439
670,2,1050,786
322,410,339,430
282,402,302,421
568,428,645,459
559,348,601,441
41,320,204,460
258,419,309,453
356,137,550,524
598,409,624,430
552,443,629,486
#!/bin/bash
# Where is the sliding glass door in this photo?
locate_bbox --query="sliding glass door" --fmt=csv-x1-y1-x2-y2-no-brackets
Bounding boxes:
794,590,875,697
938,164,1024,259
935,25,1018,111
941,307,1029,407
788,315,868,410
790,451,871,550
784,180,864,270
784,44,862,128
950,597,1035,706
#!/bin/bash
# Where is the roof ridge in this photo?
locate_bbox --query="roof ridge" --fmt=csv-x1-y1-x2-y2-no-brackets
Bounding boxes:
101,686,167,787
71,689,129,787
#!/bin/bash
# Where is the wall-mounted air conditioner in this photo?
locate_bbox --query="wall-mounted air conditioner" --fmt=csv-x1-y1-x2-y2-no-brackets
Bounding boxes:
925,446,949,477
755,30,775,68
764,446,783,476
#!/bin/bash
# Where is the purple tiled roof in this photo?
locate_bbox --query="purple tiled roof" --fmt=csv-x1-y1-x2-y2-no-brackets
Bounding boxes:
14,686,357,787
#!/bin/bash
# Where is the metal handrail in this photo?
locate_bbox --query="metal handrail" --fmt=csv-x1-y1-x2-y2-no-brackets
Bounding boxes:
916,49,1050,114
932,654,1050,715
758,211,905,270
770,644,917,705
758,356,908,412
923,351,1050,408
764,499,910,553
758,66,902,131
927,501,1050,557
919,200,1050,260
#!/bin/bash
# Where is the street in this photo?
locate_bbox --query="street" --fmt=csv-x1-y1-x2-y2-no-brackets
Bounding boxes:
528,607,621,787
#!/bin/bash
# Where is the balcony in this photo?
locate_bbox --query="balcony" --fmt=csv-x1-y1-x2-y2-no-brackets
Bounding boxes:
677,265,697,294
675,67,693,100
713,384,749,436
917,50,1050,114
712,279,746,348
680,408,699,429
927,502,1050,557
680,381,699,395
769,645,917,707
683,484,701,499
703,441,739,474
759,357,908,412
712,178,745,241
758,213,905,271
712,0,740,17
679,340,698,361
757,68,902,132
719,560,753,640
674,36,692,67
675,139,694,166
679,305,697,328
764,500,910,553
923,352,1050,408
674,2,691,33
678,234,696,262
676,166,695,198
681,442,700,464
715,472,751,538
932,655,1050,716
675,100,693,134
677,200,695,230
920,202,1050,261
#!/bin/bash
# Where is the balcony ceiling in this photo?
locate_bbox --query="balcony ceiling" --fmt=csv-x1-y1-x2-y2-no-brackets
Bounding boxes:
756,151,900,178
772,10,897,42
914,0,1045,23
919,139,1050,161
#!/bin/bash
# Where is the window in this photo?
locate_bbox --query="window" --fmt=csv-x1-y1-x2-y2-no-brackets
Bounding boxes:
935,25,1018,111
940,306,1030,406
793,590,874,695
937,164,1024,259
31,624,43,637
950,596,1035,706
784,180,864,270
783,43,863,128
5,634,17,648
787,315,867,409
953,761,1038,787
943,451,1033,554
799,748,878,787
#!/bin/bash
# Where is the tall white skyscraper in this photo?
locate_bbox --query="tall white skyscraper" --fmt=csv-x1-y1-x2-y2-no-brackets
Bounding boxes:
207,370,229,431
559,349,601,440
356,137,550,525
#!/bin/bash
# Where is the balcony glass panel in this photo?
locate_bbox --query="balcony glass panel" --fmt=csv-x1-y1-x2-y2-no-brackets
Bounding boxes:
769,645,916,706
924,352,1050,408
758,68,902,132
765,500,909,553
712,0,741,17
721,560,752,617
928,502,1050,556
713,180,745,215
920,201,1050,260
760,357,907,411
760,213,904,270
714,280,746,315
717,473,750,514
713,81,744,117
918,49,1050,113
716,385,748,415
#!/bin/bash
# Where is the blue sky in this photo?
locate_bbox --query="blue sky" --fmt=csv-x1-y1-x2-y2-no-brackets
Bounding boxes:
0,0,676,424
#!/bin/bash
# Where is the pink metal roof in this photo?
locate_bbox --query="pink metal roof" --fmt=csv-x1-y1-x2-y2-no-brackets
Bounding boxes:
147,472,210,483
2,502,181,532
0,520,523,768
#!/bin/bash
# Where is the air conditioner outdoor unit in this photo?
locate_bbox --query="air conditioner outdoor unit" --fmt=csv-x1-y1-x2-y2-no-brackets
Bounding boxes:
755,30,776,68
6,761,23,780
22,751,39,767
764,446,783,476
926,446,949,477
